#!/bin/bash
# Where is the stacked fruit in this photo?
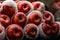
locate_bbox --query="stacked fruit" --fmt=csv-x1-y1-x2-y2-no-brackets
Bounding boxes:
0,0,60,40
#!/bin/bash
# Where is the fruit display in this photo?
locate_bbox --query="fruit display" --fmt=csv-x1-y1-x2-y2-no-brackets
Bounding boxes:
0,0,60,40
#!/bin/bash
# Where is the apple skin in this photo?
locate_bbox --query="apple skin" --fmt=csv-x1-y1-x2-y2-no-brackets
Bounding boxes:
24,23,39,38
17,1,33,14
12,12,27,27
32,1,45,12
43,11,54,24
42,23,52,36
2,5,15,17
27,11,42,26
51,22,59,35
6,24,23,39
0,14,11,28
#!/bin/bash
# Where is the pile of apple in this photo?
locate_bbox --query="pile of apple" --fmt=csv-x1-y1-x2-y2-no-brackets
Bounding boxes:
0,0,60,40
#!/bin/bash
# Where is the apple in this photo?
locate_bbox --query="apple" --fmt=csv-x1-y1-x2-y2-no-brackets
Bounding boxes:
24,23,39,38
39,23,52,38
0,14,11,28
27,11,42,25
6,24,23,39
51,22,59,35
12,12,27,27
42,23,52,36
43,11,55,24
2,0,18,17
17,1,33,15
0,23,5,40
32,1,45,12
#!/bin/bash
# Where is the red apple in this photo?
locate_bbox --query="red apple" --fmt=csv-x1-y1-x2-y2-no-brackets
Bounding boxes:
51,22,59,35
42,23,52,36
12,12,27,27
27,11,42,25
32,1,45,12
24,23,39,38
39,23,52,38
43,11,54,24
0,14,11,28
2,0,18,17
17,1,33,14
6,24,23,39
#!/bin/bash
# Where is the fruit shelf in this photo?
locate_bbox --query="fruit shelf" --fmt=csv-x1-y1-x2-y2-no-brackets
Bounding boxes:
0,0,60,40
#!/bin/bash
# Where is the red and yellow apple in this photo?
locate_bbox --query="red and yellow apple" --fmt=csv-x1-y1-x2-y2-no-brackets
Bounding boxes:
24,23,39,38
32,1,45,12
12,12,27,27
42,23,52,36
43,11,54,24
27,11,42,25
6,24,23,39
51,22,59,35
0,14,11,28
17,1,33,14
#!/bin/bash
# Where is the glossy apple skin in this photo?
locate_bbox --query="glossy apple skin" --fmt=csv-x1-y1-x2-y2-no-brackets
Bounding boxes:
24,24,38,38
6,24,23,39
17,1,32,14
2,6,15,17
0,14,11,28
43,11,52,24
28,11,42,25
12,12,27,27
42,23,52,36
51,22,59,35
